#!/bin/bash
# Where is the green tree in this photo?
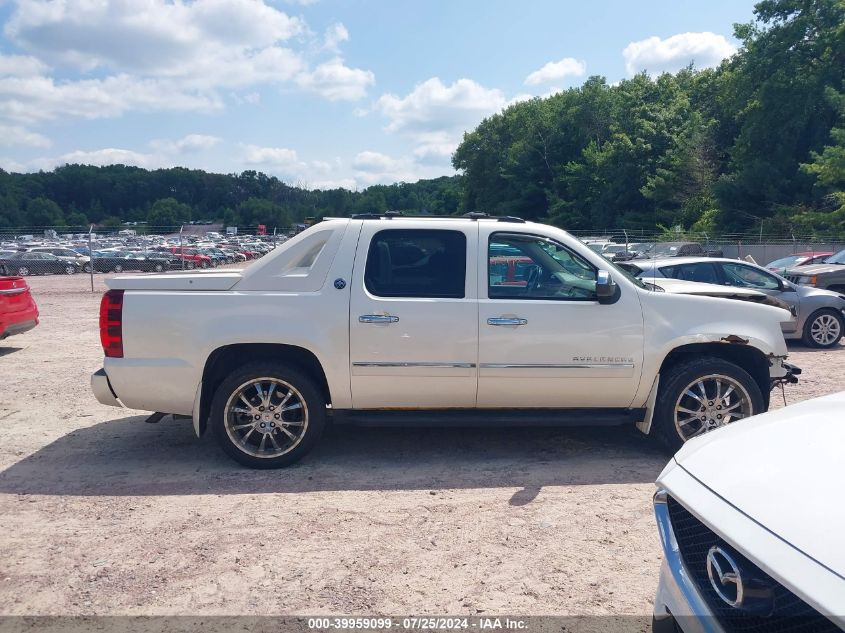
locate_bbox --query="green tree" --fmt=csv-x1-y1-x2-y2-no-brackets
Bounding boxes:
147,198,192,230
98,215,122,229
25,197,64,227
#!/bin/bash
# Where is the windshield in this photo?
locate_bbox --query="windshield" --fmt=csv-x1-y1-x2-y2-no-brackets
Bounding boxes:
650,243,680,256
826,248,845,264
766,255,803,268
601,255,650,290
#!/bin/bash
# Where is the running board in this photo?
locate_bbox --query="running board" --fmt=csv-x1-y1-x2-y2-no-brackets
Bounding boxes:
331,408,643,427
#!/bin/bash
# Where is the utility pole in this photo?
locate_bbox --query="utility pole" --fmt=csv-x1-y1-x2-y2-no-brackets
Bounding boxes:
88,224,95,292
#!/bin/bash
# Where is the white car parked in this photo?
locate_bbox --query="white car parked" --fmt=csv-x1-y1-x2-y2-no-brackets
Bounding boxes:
653,391,845,632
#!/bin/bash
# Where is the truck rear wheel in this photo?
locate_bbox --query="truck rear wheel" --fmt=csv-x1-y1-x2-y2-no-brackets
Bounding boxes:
653,357,764,453
210,362,327,468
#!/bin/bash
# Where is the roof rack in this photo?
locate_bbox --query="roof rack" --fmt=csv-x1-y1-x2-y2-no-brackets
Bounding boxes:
348,211,525,224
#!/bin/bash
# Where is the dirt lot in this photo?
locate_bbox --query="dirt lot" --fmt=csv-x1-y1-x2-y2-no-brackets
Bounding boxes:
0,273,842,617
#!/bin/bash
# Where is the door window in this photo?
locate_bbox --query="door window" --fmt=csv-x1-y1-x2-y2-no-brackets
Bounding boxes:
365,229,466,298
488,234,597,300
720,263,781,290
660,262,720,284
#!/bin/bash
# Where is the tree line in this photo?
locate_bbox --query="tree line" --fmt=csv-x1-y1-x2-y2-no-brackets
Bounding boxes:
0,0,843,237
454,0,845,236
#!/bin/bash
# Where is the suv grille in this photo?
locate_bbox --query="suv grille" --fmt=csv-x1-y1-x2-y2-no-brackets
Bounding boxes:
784,275,803,284
666,496,840,633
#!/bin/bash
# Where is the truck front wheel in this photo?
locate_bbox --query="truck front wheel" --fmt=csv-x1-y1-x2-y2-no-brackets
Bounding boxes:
653,357,764,453
210,362,327,468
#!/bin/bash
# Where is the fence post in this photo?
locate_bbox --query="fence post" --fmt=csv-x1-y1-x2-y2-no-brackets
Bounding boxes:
88,224,94,292
179,224,185,270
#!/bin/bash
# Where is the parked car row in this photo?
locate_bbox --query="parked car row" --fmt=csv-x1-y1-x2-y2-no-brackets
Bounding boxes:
0,233,279,276
620,255,845,348
585,240,724,261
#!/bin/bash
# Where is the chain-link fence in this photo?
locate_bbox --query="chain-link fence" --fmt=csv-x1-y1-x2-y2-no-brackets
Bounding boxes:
3,223,845,291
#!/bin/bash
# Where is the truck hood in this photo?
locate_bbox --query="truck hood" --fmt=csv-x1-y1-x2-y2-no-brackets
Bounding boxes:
105,271,243,291
785,263,845,276
673,391,845,579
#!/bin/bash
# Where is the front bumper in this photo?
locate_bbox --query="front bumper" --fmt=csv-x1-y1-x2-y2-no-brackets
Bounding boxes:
91,368,123,408
653,490,724,633
771,360,801,389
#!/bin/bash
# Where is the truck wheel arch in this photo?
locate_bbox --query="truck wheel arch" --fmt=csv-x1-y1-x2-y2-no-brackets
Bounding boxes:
196,343,331,436
657,342,771,413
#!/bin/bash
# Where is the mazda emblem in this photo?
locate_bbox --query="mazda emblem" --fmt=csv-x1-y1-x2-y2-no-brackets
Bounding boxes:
707,546,744,607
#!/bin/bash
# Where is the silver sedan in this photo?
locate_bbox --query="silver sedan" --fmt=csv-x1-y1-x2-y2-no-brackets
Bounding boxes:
623,257,845,348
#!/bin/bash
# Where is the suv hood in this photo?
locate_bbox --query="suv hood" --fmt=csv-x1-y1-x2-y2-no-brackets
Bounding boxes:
653,278,791,311
785,263,845,276
673,391,845,578
654,279,764,298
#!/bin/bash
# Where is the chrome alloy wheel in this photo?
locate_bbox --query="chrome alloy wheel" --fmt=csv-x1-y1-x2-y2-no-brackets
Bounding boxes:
224,377,308,458
810,313,841,346
674,374,752,441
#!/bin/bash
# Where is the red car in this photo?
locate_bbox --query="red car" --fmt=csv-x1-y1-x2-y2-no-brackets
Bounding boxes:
766,251,832,274
0,276,39,340
161,247,214,269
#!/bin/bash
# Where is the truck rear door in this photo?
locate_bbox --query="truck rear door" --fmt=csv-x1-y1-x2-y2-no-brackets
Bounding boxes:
349,221,479,408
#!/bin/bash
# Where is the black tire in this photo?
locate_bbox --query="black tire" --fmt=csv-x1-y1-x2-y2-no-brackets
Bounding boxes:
201,260,210,269
17,266,30,276
802,308,844,348
83,264,92,273
154,263,164,272
65,265,76,275
652,356,764,453
113,264,123,273
210,362,327,468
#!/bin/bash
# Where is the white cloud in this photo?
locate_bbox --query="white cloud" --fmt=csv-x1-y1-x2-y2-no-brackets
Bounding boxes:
296,57,375,101
30,148,164,171
0,53,47,77
0,0,374,127
150,134,222,154
623,32,736,77
0,124,50,147
374,77,505,167
5,0,304,74
524,57,586,86
350,150,446,186
376,77,506,134
0,156,27,173
242,144,303,170
353,150,400,173
411,131,458,163
0,74,221,124
323,23,349,53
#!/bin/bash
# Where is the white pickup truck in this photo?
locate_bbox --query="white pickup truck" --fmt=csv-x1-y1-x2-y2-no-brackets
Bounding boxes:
92,215,800,468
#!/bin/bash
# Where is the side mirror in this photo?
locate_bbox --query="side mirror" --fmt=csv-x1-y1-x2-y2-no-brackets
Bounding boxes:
596,270,618,304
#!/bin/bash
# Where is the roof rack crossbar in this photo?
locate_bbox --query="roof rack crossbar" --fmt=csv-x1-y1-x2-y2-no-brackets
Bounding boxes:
348,212,525,223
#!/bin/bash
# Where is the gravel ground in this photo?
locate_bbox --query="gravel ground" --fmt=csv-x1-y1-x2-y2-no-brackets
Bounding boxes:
0,273,841,617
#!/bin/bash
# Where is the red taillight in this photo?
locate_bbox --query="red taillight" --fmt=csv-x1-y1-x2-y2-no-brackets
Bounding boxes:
99,289,124,358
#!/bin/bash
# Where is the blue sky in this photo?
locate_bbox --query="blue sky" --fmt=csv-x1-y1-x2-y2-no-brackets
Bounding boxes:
0,0,756,189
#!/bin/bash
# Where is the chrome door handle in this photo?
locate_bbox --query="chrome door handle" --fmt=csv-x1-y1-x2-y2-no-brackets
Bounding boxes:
359,314,400,324
487,317,528,326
